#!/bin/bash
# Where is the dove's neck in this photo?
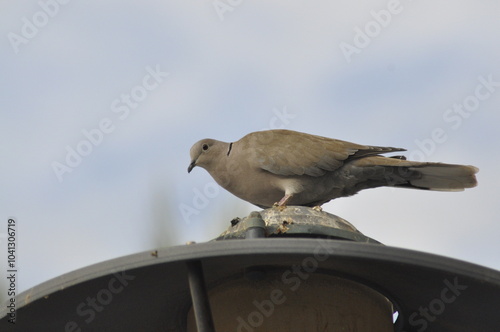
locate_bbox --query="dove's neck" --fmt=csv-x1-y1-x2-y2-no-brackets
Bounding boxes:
206,141,229,171
206,141,240,189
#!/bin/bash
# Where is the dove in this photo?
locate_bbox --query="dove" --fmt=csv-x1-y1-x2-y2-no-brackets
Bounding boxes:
187,129,478,208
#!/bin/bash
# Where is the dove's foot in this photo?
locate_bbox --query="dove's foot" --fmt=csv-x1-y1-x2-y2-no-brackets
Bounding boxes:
273,194,293,211
312,205,323,212
272,202,284,211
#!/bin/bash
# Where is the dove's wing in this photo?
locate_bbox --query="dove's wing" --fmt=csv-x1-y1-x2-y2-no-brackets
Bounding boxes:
243,130,405,177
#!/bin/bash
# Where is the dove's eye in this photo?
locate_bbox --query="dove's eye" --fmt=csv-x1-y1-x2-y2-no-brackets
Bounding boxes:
202,143,209,151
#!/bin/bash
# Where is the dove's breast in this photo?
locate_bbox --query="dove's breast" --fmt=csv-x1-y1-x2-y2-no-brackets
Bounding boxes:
207,157,345,207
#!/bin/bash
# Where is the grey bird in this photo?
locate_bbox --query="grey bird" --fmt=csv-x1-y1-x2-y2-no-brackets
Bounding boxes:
188,129,478,208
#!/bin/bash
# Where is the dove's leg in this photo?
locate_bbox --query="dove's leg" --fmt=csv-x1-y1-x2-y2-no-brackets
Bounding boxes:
274,194,293,207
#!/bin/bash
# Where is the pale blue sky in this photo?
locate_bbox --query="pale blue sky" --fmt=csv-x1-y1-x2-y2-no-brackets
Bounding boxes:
1,0,499,297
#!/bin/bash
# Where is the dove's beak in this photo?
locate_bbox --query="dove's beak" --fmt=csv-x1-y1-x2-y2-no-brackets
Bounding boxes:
187,160,196,173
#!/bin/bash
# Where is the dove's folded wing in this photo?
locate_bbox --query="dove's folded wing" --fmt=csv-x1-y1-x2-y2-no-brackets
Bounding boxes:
243,130,405,177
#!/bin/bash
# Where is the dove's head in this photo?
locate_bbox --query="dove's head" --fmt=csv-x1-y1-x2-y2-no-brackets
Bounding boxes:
188,139,227,173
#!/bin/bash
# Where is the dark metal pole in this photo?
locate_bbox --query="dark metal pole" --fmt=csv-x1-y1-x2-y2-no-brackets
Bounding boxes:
186,260,215,332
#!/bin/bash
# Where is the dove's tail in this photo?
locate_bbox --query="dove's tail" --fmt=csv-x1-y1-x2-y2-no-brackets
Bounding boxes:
350,156,478,192
397,162,478,191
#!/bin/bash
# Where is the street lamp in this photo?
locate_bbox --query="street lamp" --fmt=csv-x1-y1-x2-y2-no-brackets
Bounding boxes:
1,207,499,331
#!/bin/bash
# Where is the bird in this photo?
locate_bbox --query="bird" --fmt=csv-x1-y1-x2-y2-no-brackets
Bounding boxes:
187,129,478,209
